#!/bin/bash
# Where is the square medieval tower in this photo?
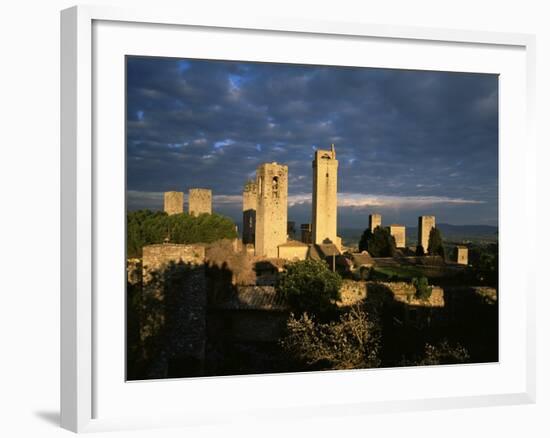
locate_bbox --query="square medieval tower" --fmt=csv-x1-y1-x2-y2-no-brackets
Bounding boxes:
255,162,288,258
312,145,339,248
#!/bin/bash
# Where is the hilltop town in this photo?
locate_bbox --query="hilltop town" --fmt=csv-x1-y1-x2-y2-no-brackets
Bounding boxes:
126,145,498,380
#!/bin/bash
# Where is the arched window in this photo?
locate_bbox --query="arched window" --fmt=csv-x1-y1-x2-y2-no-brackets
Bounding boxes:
272,176,279,198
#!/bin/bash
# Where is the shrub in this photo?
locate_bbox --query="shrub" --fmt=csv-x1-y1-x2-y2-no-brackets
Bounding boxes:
280,306,380,370
412,276,432,300
276,259,342,318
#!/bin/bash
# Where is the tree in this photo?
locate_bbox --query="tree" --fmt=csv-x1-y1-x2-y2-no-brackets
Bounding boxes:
127,209,238,257
358,228,373,252
427,227,445,258
276,259,342,318
280,306,380,370
361,226,396,257
415,244,425,256
412,276,432,300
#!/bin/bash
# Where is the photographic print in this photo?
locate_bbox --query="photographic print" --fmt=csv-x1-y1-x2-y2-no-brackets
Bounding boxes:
125,56,498,380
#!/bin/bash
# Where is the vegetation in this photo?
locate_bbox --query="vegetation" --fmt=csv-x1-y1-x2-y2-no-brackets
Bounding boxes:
358,226,397,257
412,276,432,300
276,259,342,318
127,209,238,257
417,340,470,365
427,227,445,258
280,306,380,370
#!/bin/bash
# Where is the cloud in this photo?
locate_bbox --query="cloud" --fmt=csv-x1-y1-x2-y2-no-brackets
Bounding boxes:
126,57,498,226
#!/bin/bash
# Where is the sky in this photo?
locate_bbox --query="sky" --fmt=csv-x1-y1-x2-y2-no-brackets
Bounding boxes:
126,56,498,229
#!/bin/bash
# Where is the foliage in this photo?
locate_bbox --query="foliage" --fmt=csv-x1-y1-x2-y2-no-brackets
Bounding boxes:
417,340,470,365
280,306,380,370
358,226,396,257
276,259,342,318
415,244,425,256
467,243,498,286
412,276,432,300
127,209,238,257
358,228,373,252
427,227,445,258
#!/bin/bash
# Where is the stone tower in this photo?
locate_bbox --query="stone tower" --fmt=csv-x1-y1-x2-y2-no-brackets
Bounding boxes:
369,213,382,232
188,188,212,216
242,180,257,245
418,215,436,252
389,224,406,248
164,191,184,215
255,162,288,258
456,246,468,265
312,144,339,248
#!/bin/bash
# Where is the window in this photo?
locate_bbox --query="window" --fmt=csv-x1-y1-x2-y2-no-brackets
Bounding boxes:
272,176,279,198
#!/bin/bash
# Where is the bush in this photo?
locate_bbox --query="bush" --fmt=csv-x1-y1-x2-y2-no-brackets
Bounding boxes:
276,259,342,318
412,276,432,300
127,209,238,257
280,306,380,370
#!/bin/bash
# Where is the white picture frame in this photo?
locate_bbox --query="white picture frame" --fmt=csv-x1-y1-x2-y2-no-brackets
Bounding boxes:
60,4,536,433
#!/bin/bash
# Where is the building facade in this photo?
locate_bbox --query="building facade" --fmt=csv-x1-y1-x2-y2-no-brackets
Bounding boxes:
389,224,406,248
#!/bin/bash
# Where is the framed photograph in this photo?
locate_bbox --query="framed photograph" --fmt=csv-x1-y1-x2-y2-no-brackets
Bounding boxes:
61,5,536,433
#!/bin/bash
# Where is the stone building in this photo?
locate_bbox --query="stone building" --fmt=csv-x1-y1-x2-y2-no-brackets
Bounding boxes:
188,188,212,216
418,215,436,252
300,223,312,244
369,213,382,232
163,191,184,215
255,162,288,258
312,144,340,250
389,224,406,248
455,246,469,265
278,240,309,261
141,243,207,377
242,180,257,245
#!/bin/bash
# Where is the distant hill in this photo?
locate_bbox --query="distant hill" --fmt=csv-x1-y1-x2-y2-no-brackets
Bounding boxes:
339,223,498,247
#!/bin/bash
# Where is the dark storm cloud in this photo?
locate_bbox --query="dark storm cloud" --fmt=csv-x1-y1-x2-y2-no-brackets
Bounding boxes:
126,56,498,227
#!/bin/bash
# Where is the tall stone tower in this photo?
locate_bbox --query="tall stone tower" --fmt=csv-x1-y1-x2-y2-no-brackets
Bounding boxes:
255,162,288,258
312,144,339,248
418,215,436,252
242,180,257,245
188,188,212,216
369,213,382,232
164,191,184,215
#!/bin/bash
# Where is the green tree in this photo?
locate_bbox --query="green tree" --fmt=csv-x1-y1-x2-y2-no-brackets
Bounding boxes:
363,226,397,257
276,259,342,318
127,210,238,257
427,227,445,258
412,276,432,300
358,228,373,252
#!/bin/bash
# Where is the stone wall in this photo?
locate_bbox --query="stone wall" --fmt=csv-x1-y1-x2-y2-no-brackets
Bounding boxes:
278,242,309,261
141,243,207,377
188,188,212,216
338,279,444,308
163,191,184,215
